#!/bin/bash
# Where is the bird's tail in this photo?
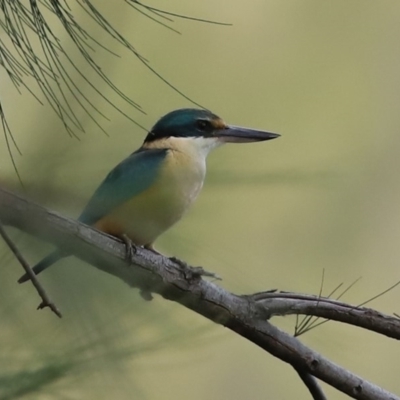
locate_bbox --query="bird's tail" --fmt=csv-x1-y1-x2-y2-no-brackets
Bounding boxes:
18,250,65,283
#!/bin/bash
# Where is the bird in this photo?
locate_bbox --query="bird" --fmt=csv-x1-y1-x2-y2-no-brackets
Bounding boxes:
18,108,279,283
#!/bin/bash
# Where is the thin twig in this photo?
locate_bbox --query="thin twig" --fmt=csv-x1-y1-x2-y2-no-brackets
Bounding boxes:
295,269,325,336
252,291,400,340
295,367,327,400
131,1,232,26
0,220,62,317
295,276,363,336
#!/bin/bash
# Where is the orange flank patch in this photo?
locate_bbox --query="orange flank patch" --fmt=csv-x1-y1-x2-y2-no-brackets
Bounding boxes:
94,218,125,238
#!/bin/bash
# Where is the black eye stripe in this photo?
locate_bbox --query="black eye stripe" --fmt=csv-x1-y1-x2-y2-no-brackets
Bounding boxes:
196,119,212,131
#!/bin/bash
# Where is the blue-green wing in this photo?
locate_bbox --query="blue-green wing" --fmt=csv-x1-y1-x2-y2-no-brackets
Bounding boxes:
79,148,168,225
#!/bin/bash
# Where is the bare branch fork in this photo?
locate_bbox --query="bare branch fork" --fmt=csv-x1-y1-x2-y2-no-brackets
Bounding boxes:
0,186,399,400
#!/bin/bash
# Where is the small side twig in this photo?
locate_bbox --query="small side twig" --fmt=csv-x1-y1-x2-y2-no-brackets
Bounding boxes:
295,367,327,400
252,291,400,339
0,221,62,318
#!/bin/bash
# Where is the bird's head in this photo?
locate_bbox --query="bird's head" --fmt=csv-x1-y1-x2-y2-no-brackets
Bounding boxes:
144,108,279,154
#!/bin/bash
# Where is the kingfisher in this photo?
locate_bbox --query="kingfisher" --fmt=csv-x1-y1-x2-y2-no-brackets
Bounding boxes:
18,108,279,283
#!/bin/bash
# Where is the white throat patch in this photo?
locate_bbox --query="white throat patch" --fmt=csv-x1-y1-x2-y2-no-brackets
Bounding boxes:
172,136,223,158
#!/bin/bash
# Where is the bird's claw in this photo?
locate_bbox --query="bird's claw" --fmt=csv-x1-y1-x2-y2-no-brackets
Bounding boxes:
121,234,137,261
169,256,221,281
169,256,188,269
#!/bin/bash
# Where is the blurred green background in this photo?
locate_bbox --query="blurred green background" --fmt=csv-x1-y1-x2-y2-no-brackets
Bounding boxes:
1,1,400,399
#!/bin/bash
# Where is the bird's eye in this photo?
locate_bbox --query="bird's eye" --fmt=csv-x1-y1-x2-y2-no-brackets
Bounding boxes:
196,119,212,131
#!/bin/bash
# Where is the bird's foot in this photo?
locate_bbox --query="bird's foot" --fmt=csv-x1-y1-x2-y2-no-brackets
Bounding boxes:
169,256,188,268
169,256,222,281
121,234,137,261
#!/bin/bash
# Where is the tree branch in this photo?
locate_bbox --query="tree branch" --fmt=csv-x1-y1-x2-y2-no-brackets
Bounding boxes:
0,186,399,400
251,292,400,339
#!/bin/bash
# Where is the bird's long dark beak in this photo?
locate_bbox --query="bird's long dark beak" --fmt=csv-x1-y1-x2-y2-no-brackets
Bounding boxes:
216,125,280,143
